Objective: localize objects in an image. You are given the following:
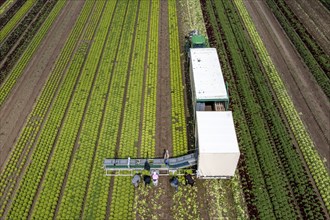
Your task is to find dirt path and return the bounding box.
[153,0,173,218]
[244,0,330,170]
[156,0,172,157]
[285,0,330,55]
[0,0,84,169]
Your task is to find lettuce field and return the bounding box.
[0,0,329,219]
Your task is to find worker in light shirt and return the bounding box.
[152,171,159,186]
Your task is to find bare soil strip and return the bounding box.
[285,0,330,54]
[152,0,174,218]
[244,0,330,170]
[0,0,84,169]
[156,0,172,157]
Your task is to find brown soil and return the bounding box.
[286,0,330,55]
[153,0,174,219]
[0,0,84,169]
[243,0,330,170]
[156,0,172,157]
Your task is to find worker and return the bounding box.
[184,173,194,187]
[163,149,169,167]
[152,171,159,186]
[144,160,150,171]
[132,173,141,188]
[170,176,179,191]
[143,175,151,186]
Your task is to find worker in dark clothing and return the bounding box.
[170,176,179,191]
[143,175,151,186]
[144,160,150,171]
[184,173,194,187]
[132,174,141,188]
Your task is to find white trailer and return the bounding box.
[195,111,240,178]
[190,48,229,111]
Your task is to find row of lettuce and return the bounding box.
[3,0,327,219]
[0,0,35,42]
[201,0,328,218]
[234,0,330,212]
[264,0,330,99]
[0,0,16,14]
[0,0,64,106]
[2,0,159,219]
[0,0,70,217]
[0,1,97,218]
[0,0,58,85]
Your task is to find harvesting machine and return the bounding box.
[103,31,240,179]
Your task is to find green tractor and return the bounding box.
[185,30,208,52]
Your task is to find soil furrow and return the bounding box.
[156,0,172,157]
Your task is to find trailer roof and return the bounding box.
[190,48,228,101]
[196,111,239,153]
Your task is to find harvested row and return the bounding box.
[0,0,36,43]
[0,2,95,217]
[0,0,66,106]
[234,0,330,212]
[178,1,248,219]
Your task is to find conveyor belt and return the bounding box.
[103,153,197,175]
